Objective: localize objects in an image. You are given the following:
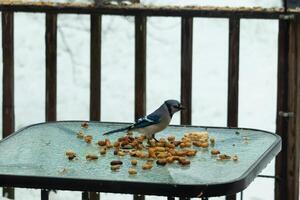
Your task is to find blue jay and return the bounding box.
[103,100,184,141]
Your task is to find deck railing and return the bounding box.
[0,1,300,200]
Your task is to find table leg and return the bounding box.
[41,189,49,200]
[226,194,236,200]
[133,194,145,200]
[167,197,175,200]
[89,192,100,200]
[82,192,89,200]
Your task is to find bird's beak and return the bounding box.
[179,104,185,110]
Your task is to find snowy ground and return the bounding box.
[0,0,287,199]
[142,0,282,8]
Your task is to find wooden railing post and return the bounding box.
[226,16,240,200]
[275,18,289,200]
[90,14,101,122]
[180,16,193,126]
[227,17,240,128]
[275,16,300,200]
[41,190,49,200]
[134,14,146,121]
[2,11,15,200]
[179,16,193,200]
[134,1,146,200]
[45,13,57,122]
[86,13,102,200]
[44,13,57,200]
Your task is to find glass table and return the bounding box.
[0,121,281,197]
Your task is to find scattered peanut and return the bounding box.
[167,136,175,142]
[66,150,76,160]
[211,149,220,155]
[100,148,106,155]
[199,142,209,148]
[86,154,98,161]
[131,159,138,165]
[105,139,113,148]
[142,163,153,170]
[156,159,167,166]
[98,140,106,146]
[232,155,239,161]
[111,165,121,171]
[81,122,89,129]
[110,160,123,165]
[157,152,168,159]
[186,149,197,157]
[77,131,84,138]
[146,159,154,164]
[173,141,182,147]
[175,150,186,157]
[180,142,191,148]
[71,124,240,175]
[117,151,126,156]
[84,135,93,143]
[166,156,175,163]
[128,168,137,175]
[218,154,231,160]
[154,147,165,152]
[178,157,190,165]
[113,142,120,148]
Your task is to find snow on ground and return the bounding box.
[0,0,282,199]
[141,0,282,8]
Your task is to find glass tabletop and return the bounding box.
[0,121,281,197]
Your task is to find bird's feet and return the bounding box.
[153,136,159,143]
[146,136,159,146]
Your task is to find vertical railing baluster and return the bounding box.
[2,11,15,200]
[179,197,190,200]
[44,13,57,200]
[133,10,147,200]
[41,190,49,200]
[90,14,101,122]
[180,16,193,200]
[134,14,146,121]
[45,13,57,122]
[82,192,89,200]
[226,17,240,200]
[275,18,289,200]
[275,16,300,200]
[133,194,145,200]
[86,14,102,200]
[88,192,100,200]
[292,16,300,200]
[180,16,193,126]
[227,17,240,128]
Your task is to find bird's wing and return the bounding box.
[132,113,161,129]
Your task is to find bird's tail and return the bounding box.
[103,125,132,135]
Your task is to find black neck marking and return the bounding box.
[166,103,173,118]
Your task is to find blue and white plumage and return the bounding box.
[103,100,184,140]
